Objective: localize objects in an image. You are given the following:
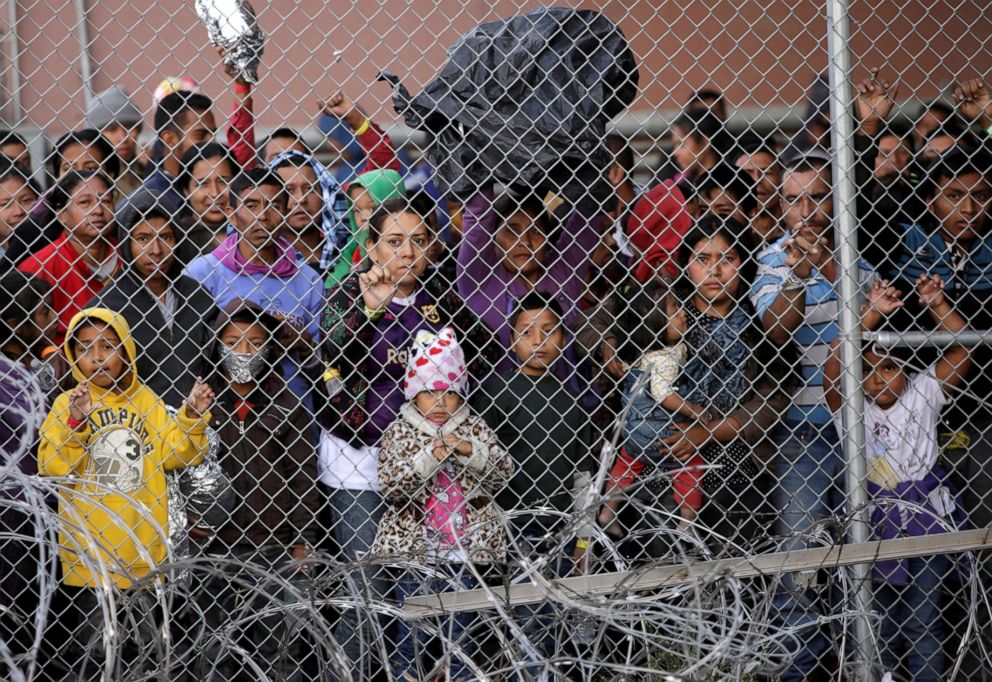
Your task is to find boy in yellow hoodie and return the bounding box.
[37,307,213,675]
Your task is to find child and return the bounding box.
[477,293,593,670]
[0,271,58,370]
[193,301,320,679]
[598,278,709,536]
[37,307,213,673]
[373,327,512,682]
[479,292,593,538]
[824,275,970,682]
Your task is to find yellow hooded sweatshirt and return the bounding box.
[38,307,210,588]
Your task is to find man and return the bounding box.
[874,123,914,185]
[750,153,878,681]
[261,128,308,162]
[86,86,144,194]
[184,168,324,399]
[735,137,783,245]
[117,90,216,221]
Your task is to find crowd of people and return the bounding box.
[1,53,992,681]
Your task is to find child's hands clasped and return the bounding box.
[916,274,947,309]
[184,378,215,419]
[443,434,473,457]
[431,435,473,461]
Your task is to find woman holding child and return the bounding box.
[581,215,789,549]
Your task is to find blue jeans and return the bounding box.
[771,419,845,682]
[875,555,948,682]
[509,527,576,678]
[327,487,386,680]
[393,566,479,681]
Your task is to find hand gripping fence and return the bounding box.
[1,1,992,681]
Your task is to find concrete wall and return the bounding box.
[2,0,989,135]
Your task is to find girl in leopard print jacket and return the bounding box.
[372,327,512,681]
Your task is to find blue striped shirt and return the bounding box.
[749,236,877,424]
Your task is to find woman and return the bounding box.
[178,142,237,253]
[316,198,499,676]
[668,108,732,186]
[6,130,121,265]
[91,188,218,407]
[583,215,789,548]
[18,170,117,344]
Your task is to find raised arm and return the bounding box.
[220,48,257,170]
[916,274,972,390]
[823,279,904,413]
[320,93,401,174]
[456,186,500,299]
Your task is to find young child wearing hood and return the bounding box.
[373,327,512,681]
[37,307,213,674]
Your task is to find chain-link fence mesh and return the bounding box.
[1,0,992,680]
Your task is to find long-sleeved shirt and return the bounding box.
[456,187,602,351]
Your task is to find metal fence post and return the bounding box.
[825,0,875,678]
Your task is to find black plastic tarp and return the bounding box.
[380,7,639,204]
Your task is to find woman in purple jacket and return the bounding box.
[316,198,499,676]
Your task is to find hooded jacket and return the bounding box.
[206,302,320,549]
[92,189,219,406]
[325,168,406,287]
[38,308,210,588]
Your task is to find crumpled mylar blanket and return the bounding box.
[194,0,265,84]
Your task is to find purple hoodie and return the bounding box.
[456,187,601,351]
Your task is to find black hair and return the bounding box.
[0,155,37,194]
[734,132,779,159]
[615,278,677,365]
[270,153,314,172]
[672,107,732,156]
[493,193,550,234]
[509,292,564,331]
[606,133,635,176]
[677,214,757,294]
[262,127,308,158]
[408,191,438,225]
[918,147,992,200]
[50,128,119,179]
[925,117,969,143]
[177,142,236,191]
[49,169,114,212]
[919,99,954,121]
[116,189,175,233]
[212,304,282,385]
[690,88,724,105]
[878,122,914,150]
[694,164,758,216]
[154,91,213,137]
[68,318,121,358]
[366,198,428,242]
[0,129,27,149]
[0,271,51,349]
[228,167,286,209]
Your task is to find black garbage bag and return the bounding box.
[380,7,639,205]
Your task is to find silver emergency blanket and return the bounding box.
[166,407,235,559]
[194,0,265,84]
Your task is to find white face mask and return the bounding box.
[218,344,268,383]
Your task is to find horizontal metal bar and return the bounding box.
[864,330,992,348]
[403,527,992,617]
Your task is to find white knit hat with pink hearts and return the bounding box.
[404,327,469,400]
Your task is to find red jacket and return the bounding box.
[627,180,693,283]
[18,233,117,344]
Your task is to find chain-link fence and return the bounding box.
[1,0,992,680]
